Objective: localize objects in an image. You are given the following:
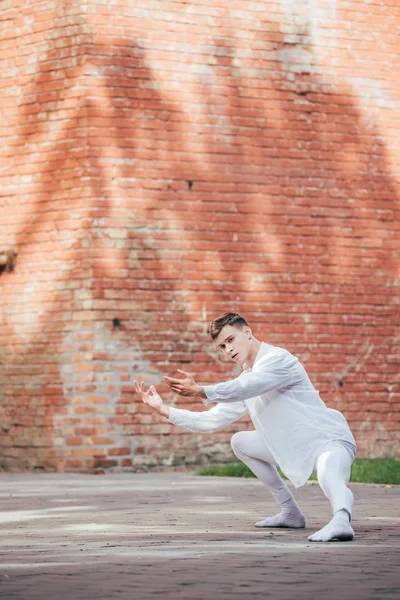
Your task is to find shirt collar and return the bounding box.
[243,341,270,372]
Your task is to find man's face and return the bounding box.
[215,324,252,365]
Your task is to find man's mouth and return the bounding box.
[232,353,238,360]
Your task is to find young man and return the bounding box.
[134,312,356,542]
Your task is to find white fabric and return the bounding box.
[315,441,354,516]
[230,430,293,504]
[202,342,356,487]
[169,342,356,488]
[168,401,247,434]
[230,430,354,516]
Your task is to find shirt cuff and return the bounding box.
[203,385,218,405]
[167,407,179,424]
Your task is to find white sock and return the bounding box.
[308,509,354,542]
[255,497,306,528]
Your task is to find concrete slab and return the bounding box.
[0,472,398,599]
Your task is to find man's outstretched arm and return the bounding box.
[134,380,247,433]
[163,351,298,405]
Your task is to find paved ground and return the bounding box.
[0,472,398,600]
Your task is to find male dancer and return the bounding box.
[134,312,356,542]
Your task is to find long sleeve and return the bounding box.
[167,400,247,433]
[203,350,298,405]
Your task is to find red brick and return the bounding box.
[108,447,131,456]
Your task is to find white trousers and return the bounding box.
[231,430,354,516]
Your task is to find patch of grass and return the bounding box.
[196,458,400,485]
[349,458,400,484]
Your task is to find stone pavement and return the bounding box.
[0,472,398,600]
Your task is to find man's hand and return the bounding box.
[134,381,170,418]
[163,369,207,399]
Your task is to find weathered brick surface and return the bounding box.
[0,0,399,471]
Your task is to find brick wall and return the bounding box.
[0,0,399,471]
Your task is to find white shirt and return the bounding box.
[168,342,356,487]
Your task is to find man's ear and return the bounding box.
[244,326,252,338]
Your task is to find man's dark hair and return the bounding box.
[208,312,249,340]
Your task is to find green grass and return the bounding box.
[196,458,400,485]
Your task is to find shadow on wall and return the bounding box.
[4,14,399,469]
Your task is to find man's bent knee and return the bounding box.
[230,431,247,457]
